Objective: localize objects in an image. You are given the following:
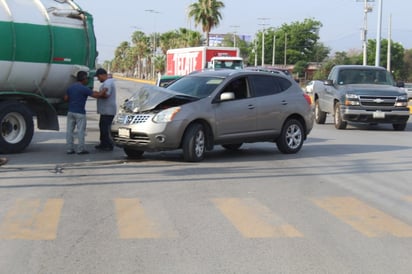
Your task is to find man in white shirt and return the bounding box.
[94,68,117,151]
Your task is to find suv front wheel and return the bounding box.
[276,119,304,154]
[182,123,206,162]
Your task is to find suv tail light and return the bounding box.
[303,93,312,105]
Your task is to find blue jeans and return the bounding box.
[99,115,114,148]
[66,112,87,152]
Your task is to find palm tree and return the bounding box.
[188,0,225,46]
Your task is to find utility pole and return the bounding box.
[230,25,240,48]
[284,32,287,66]
[258,18,270,66]
[272,33,276,66]
[375,0,383,67]
[387,14,391,71]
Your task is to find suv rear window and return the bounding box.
[250,75,292,97]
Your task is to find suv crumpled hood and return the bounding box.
[341,84,406,96]
[121,85,197,113]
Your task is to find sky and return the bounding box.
[76,0,412,62]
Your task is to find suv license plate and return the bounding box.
[373,111,385,119]
[118,128,131,138]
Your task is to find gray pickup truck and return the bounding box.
[313,65,410,130]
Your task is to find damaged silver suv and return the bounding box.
[111,70,314,162]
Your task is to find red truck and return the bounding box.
[166,46,243,76]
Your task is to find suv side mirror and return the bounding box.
[220,92,235,101]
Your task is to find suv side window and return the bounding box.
[222,77,249,100]
[250,75,291,97]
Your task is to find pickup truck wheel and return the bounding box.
[222,143,242,150]
[0,101,34,153]
[315,99,327,124]
[182,123,205,162]
[392,123,407,131]
[276,119,304,154]
[334,103,347,129]
[124,147,144,158]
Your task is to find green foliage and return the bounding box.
[251,18,329,66]
[188,0,225,46]
[366,39,405,79]
[104,12,412,81]
[293,60,308,77]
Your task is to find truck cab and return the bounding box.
[209,56,244,70]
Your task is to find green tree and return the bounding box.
[112,41,130,73]
[159,28,202,53]
[251,18,328,66]
[402,49,412,81]
[293,60,308,78]
[221,34,251,65]
[130,31,151,78]
[367,39,405,79]
[188,0,225,46]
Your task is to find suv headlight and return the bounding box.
[345,93,360,106]
[153,107,181,123]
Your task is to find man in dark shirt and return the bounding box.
[64,71,102,154]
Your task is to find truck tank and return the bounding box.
[0,0,97,153]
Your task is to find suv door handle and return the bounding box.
[248,104,255,109]
[281,100,288,105]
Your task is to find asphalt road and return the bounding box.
[1,79,412,274]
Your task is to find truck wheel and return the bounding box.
[276,119,304,154]
[315,99,327,124]
[182,123,205,162]
[392,123,407,131]
[334,103,347,129]
[124,147,144,158]
[222,143,242,150]
[0,101,34,153]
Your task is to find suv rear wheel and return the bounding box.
[276,119,304,154]
[182,123,205,162]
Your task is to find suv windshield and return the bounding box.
[167,76,224,98]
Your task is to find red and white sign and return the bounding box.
[166,46,239,76]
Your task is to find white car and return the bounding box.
[403,82,412,100]
[304,80,324,94]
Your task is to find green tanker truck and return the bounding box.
[0,0,97,153]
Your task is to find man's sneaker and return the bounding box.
[66,150,75,154]
[77,150,89,155]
